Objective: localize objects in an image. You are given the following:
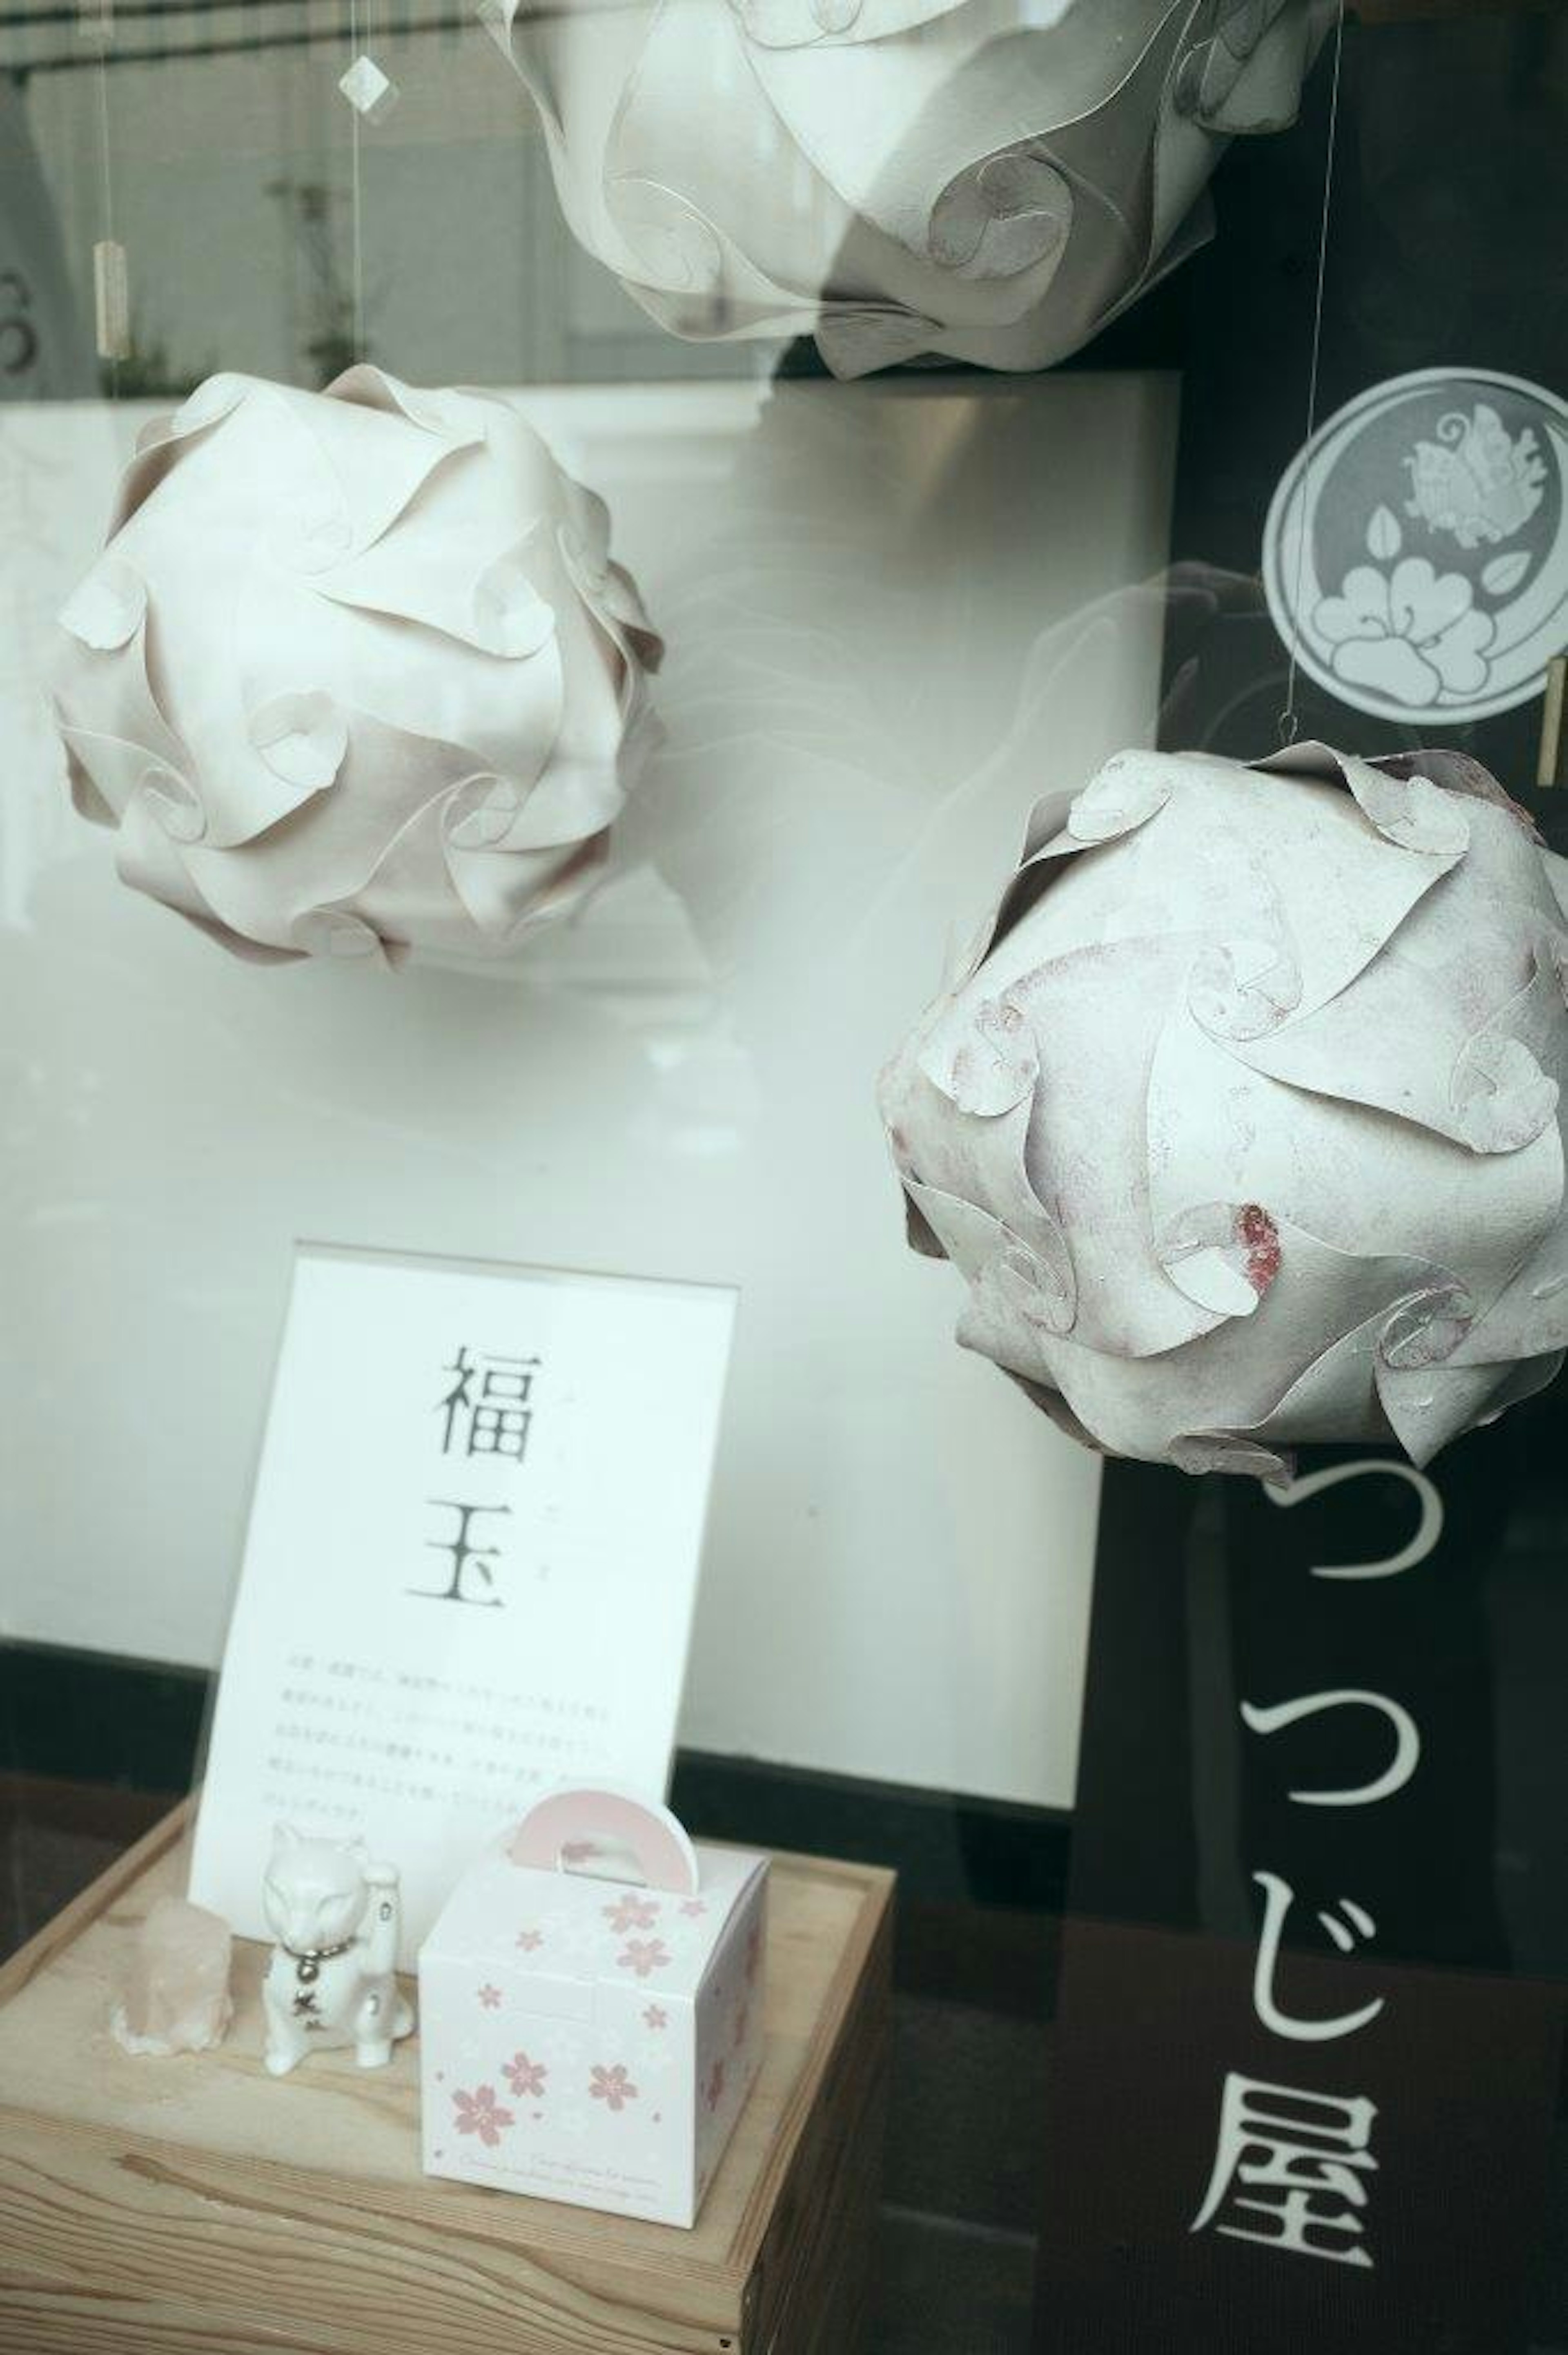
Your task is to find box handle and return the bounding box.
[504,1783,701,1895]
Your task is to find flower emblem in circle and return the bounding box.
[1264,368,1568,725]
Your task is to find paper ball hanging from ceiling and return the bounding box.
[486,0,1330,379]
[46,367,661,965]
[878,742,1568,1479]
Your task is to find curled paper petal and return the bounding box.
[814,306,944,377]
[1067,751,1174,844]
[558,483,666,677]
[880,741,1568,1476]
[138,763,206,845]
[57,723,203,841]
[473,549,557,659]
[928,149,1074,281]
[170,371,250,436]
[290,907,386,962]
[1157,1202,1282,1319]
[1385,747,1541,841]
[304,528,561,665]
[1188,928,1303,1041]
[59,555,147,652]
[1176,0,1319,134]
[1346,762,1471,859]
[247,691,348,799]
[1379,1282,1474,1371]
[1374,1347,1548,1470]
[445,773,529,852]
[491,0,1329,378]
[1452,1033,1558,1156]
[326,365,488,450]
[917,988,1039,1116]
[44,370,658,965]
[1169,1432,1293,1484]
[904,1178,1076,1351]
[609,176,728,296]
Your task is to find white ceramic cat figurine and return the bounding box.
[261,1827,414,2076]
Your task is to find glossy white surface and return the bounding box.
[1,372,1177,1807]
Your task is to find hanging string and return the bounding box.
[349,0,366,365]
[1278,0,1347,748]
[87,0,127,397]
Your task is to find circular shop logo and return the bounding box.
[1264,368,1568,726]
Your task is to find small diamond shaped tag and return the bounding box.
[338,54,399,123]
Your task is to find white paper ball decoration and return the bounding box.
[487,0,1330,379]
[47,368,662,965]
[878,742,1568,1479]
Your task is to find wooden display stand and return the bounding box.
[0,1805,893,2355]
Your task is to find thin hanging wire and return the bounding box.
[92,1,121,400]
[349,0,366,366]
[1278,0,1347,748]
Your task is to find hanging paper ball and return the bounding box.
[878,742,1568,1478]
[47,367,661,965]
[487,0,1328,378]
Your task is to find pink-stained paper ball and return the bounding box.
[46,367,662,965]
[879,741,1568,1478]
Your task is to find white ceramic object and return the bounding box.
[261,1828,414,2074]
[880,740,1568,1477]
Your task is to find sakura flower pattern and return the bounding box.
[1315,555,1494,709]
[644,2005,668,2032]
[477,1983,502,2010]
[618,1938,672,1982]
[589,2063,639,2114]
[679,1899,709,1919]
[452,2085,513,2148]
[502,2051,548,2099]
[514,1929,544,1953]
[603,1893,660,1936]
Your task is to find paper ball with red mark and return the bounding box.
[47,368,661,965]
[487,0,1327,378]
[878,742,1568,1477]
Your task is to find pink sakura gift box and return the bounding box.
[418,1785,767,2228]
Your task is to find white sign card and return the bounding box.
[189,1244,737,1962]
